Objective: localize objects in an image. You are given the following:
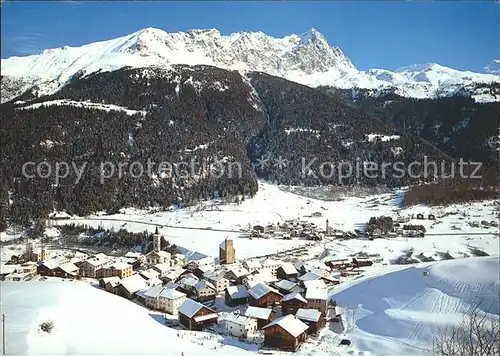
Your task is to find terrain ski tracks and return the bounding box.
[406,321,426,344]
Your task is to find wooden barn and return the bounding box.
[352,258,373,268]
[295,308,326,334]
[178,298,218,331]
[225,285,249,306]
[262,315,308,352]
[281,292,308,316]
[248,282,283,307]
[245,306,276,329]
[276,263,299,281]
[416,213,424,220]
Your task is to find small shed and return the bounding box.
[281,292,307,316]
[295,308,326,334]
[178,298,218,331]
[428,214,436,220]
[416,213,424,220]
[262,315,308,352]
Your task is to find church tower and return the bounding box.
[153,226,161,252]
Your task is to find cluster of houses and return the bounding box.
[2,227,364,352]
[249,218,328,241]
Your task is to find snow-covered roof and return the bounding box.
[193,313,218,323]
[194,279,216,292]
[180,275,199,287]
[158,287,186,300]
[244,260,262,269]
[124,251,143,259]
[274,279,297,291]
[248,282,281,299]
[144,286,164,298]
[246,270,278,286]
[59,263,79,274]
[302,279,327,290]
[279,263,298,275]
[204,271,226,282]
[226,266,249,278]
[102,276,121,286]
[226,285,248,299]
[119,274,148,294]
[261,258,279,267]
[244,306,273,320]
[223,313,254,326]
[305,288,328,300]
[262,315,308,337]
[152,263,171,273]
[295,308,322,322]
[42,260,60,270]
[0,264,18,275]
[110,262,131,270]
[298,271,321,281]
[178,298,214,318]
[139,269,160,280]
[282,291,307,304]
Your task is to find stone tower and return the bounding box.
[153,226,161,252]
[219,237,235,264]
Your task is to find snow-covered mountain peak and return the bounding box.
[1,27,499,103]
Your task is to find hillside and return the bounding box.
[1,280,251,356]
[1,66,451,225]
[329,256,500,355]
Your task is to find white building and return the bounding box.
[143,286,164,309]
[204,272,230,293]
[158,288,187,315]
[221,313,258,338]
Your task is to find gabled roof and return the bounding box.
[180,275,199,287]
[295,308,322,322]
[248,282,282,299]
[274,279,298,291]
[305,287,328,301]
[298,271,321,282]
[262,315,308,337]
[226,285,248,299]
[223,313,254,327]
[226,266,249,278]
[244,306,273,320]
[119,274,148,294]
[143,286,164,298]
[244,259,262,269]
[279,263,298,275]
[194,279,216,292]
[158,287,186,300]
[302,279,327,290]
[178,298,214,318]
[282,291,307,304]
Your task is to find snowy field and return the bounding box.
[31,181,498,260]
[330,256,500,355]
[0,280,251,356]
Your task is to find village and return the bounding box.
[1,198,498,354]
[0,222,380,353]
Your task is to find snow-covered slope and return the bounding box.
[330,256,500,355]
[1,280,250,356]
[2,27,498,102]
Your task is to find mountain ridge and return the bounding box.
[2,27,498,103]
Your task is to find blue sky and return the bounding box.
[1,1,499,72]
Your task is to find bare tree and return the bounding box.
[430,300,500,356]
